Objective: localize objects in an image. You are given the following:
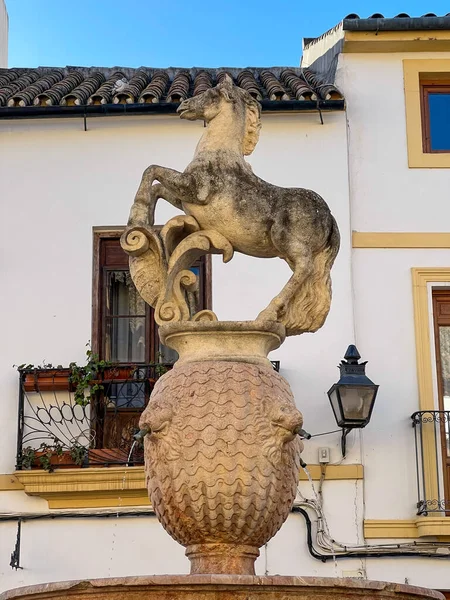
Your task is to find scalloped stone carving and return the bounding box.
[139,360,303,575]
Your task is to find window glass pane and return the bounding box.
[105,317,146,362]
[428,94,450,151]
[339,385,374,420]
[158,341,179,365]
[438,326,450,456]
[106,271,145,316]
[105,382,146,409]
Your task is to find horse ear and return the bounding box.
[217,74,235,101]
[220,74,234,87]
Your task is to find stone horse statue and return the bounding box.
[127,75,339,336]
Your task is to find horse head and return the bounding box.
[177,74,262,155]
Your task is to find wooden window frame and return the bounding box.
[432,289,450,510]
[403,59,450,168]
[420,79,450,154]
[92,227,212,360]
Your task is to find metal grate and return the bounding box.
[411,410,450,515]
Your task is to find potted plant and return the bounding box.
[20,440,87,472]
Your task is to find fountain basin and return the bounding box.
[159,320,285,368]
[0,575,444,600]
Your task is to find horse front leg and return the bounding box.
[128,165,195,226]
[151,183,184,218]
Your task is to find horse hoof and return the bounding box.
[256,308,279,322]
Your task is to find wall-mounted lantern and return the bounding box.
[327,345,379,456]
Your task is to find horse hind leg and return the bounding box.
[282,248,334,336]
[256,251,313,324]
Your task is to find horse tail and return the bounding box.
[327,214,340,266]
[283,214,340,337]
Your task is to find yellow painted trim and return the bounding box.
[404,59,450,168]
[299,464,363,480]
[364,520,418,538]
[412,268,450,504]
[0,474,24,490]
[353,232,450,249]
[343,31,450,53]
[364,518,450,540]
[13,464,363,508]
[14,467,150,509]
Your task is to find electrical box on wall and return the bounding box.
[318,447,330,463]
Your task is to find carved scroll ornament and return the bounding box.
[121,216,233,326]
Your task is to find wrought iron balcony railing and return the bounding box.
[16,361,281,471]
[411,410,450,515]
[16,363,174,470]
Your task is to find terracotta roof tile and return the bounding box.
[236,70,262,101]
[166,71,191,103]
[34,72,84,106]
[113,70,149,104]
[139,71,169,103]
[302,69,342,100]
[8,70,64,107]
[0,68,22,87]
[304,12,450,51]
[61,72,105,106]
[0,70,40,106]
[0,66,344,114]
[343,11,450,19]
[193,70,213,96]
[260,70,290,101]
[281,69,315,101]
[89,71,126,105]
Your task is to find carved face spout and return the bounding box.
[268,399,304,442]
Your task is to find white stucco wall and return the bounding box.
[0,0,7,68]
[335,49,450,589]
[336,51,450,232]
[0,111,366,590]
[353,248,450,522]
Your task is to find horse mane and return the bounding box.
[236,88,261,156]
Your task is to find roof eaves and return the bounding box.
[343,15,450,31]
[0,65,345,117]
[0,99,345,121]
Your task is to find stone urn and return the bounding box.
[139,321,304,575]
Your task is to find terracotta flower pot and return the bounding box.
[29,451,82,470]
[23,369,72,392]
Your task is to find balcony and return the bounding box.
[412,410,450,515]
[16,363,174,471]
[16,361,281,472]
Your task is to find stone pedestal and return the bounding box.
[0,575,444,600]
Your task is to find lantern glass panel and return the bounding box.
[339,385,375,422]
[328,387,343,425]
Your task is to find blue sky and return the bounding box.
[6,0,450,69]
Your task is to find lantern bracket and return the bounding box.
[341,428,351,457]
